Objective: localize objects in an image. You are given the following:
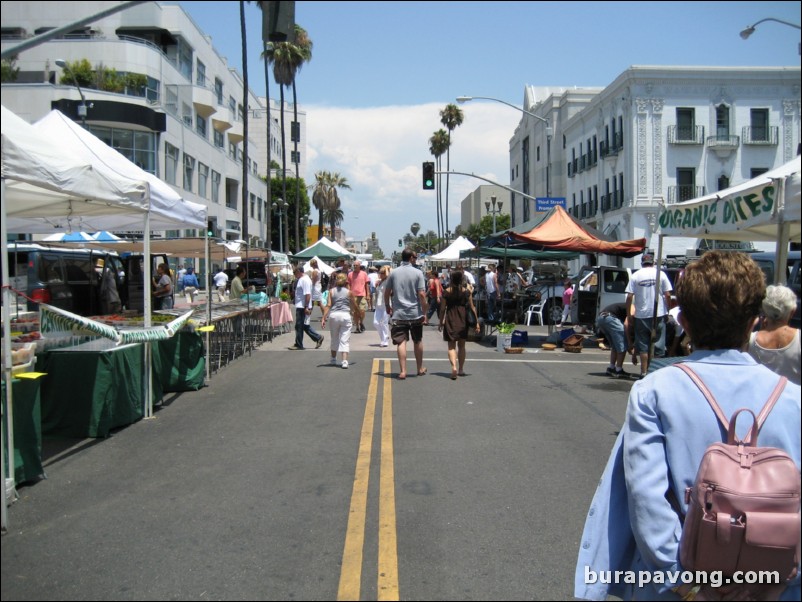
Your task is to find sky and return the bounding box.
[173,1,800,256]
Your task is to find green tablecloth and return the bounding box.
[2,377,45,483]
[40,343,152,438]
[152,331,206,392]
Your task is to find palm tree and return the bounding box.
[429,129,449,241]
[439,104,464,237]
[310,171,350,244]
[263,25,312,253]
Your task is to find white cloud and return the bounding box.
[305,102,521,250]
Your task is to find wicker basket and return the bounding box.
[562,334,584,353]
[504,347,524,354]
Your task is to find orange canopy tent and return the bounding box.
[508,205,646,257]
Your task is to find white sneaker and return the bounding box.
[329,357,337,365]
[341,360,349,369]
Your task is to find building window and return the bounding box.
[250,193,256,219]
[750,109,769,142]
[676,108,695,141]
[229,95,236,115]
[196,114,207,139]
[183,154,196,192]
[196,60,206,87]
[750,167,769,178]
[215,78,224,105]
[211,170,221,203]
[89,126,156,174]
[165,142,179,185]
[213,129,224,149]
[715,104,730,140]
[717,174,730,191]
[676,167,696,202]
[198,162,209,198]
[177,38,193,81]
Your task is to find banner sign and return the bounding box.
[659,184,777,236]
[536,197,566,211]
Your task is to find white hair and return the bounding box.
[762,284,798,321]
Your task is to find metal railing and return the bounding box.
[668,125,705,144]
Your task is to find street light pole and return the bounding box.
[272,199,288,253]
[485,195,503,235]
[458,95,553,206]
[55,59,88,128]
[739,17,801,55]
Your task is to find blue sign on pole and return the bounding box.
[535,197,566,211]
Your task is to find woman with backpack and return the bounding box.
[575,251,801,602]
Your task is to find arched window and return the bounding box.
[716,104,730,141]
[718,174,730,191]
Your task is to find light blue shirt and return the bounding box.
[575,349,801,600]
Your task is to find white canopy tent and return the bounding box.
[428,236,476,262]
[2,107,207,523]
[658,156,801,282]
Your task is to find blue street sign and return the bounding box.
[535,197,566,211]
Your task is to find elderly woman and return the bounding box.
[321,272,357,369]
[575,252,801,601]
[748,284,800,385]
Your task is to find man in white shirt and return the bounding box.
[213,268,229,302]
[290,266,324,350]
[625,253,673,377]
[484,263,500,325]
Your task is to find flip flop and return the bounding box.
[397,373,407,380]
[417,367,428,376]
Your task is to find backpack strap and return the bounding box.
[674,363,787,444]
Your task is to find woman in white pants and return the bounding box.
[373,266,391,347]
[321,272,357,368]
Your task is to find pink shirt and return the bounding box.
[562,286,574,305]
[348,269,369,297]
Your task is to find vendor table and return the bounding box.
[151,331,206,392]
[2,377,45,484]
[40,341,152,438]
[270,301,294,334]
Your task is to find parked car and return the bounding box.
[749,250,801,328]
[569,265,632,328]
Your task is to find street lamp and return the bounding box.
[739,17,801,55]
[458,95,554,201]
[272,198,288,252]
[55,59,88,128]
[485,195,503,235]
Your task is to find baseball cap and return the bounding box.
[641,253,655,265]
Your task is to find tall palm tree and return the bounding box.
[439,103,464,238]
[429,129,449,241]
[264,25,312,252]
[310,171,350,243]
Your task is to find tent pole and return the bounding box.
[648,234,666,367]
[205,230,211,381]
[1,179,16,529]
[775,177,790,285]
[144,210,153,419]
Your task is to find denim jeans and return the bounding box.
[486,293,498,324]
[295,307,322,348]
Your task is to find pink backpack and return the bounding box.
[675,364,800,580]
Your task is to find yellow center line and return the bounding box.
[337,358,380,601]
[378,359,399,600]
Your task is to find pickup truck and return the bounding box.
[569,265,632,328]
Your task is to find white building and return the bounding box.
[1,1,308,255]
[506,66,801,267]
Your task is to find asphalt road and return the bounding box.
[1,316,636,601]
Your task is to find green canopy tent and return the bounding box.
[290,237,355,262]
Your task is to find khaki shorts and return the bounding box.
[391,317,424,344]
[354,296,367,312]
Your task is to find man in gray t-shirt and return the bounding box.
[384,248,428,379]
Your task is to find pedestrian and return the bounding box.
[384,247,429,380]
[438,270,480,379]
[213,267,229,302]
[321,271,356,368]
[152,262,173,309]
[289,266,324,351]
[747,284,800,385]
[558,278,574,326]
[182,266,200,304]
[575,251,801,601]
[484,263,500,325]
[176,263,187,294]
[426,268,443,324]
[230,266,246,300]
[373,265,391,347]
[347,260,370,333]
[625,253,673,377]
[308,267,323,318]
[96,258,121,315]
[594,302,631,378]
[367,266,379,311]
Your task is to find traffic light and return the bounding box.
[398,239,403,247]
[207,220,217,238]
[422,161,435,190]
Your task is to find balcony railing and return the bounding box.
[742,126,778,145]
[706,134,740,148]
[667,185,705,204]
[668,125,705,145]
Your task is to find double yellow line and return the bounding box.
[337,359,399,601]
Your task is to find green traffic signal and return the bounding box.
[422,161,435,190]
